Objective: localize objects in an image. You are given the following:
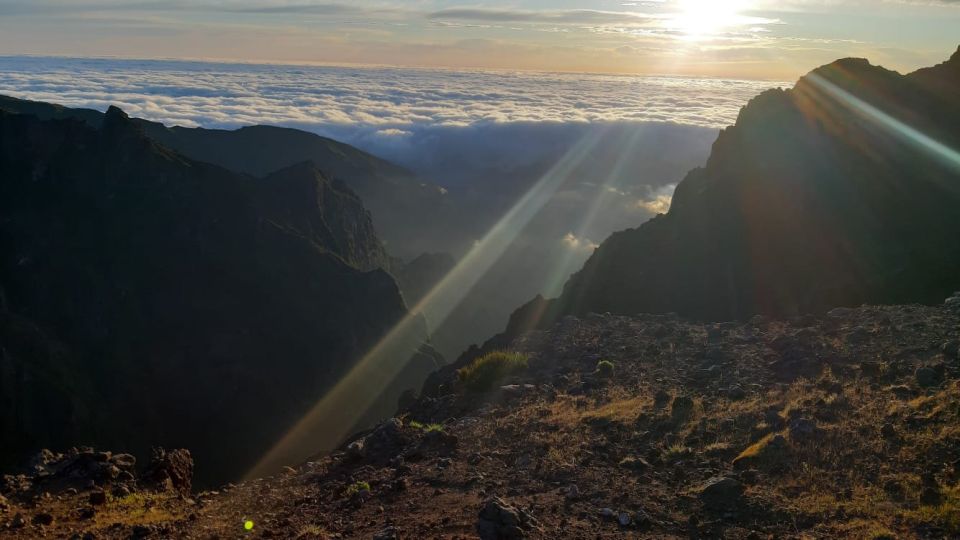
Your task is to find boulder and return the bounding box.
[477,497,538,539]
[699,477,744,511]
[364,419,408,461]
[144,448,193,494]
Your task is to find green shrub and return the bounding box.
[457,351,529,392]
[408,420,444,432]
[596,360,615,377]
[345,481,371,497]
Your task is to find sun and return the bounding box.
[672,0,751,40]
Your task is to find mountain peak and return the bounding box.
[101,105,144,143]
[804,56,886,85]
[104,105,129,121]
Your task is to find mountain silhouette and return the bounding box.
[0,106,441,485]
[0,95,455,258]
[501,47,960,338]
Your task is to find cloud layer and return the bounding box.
[0,56,779,148]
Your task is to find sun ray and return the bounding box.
[245,130,607,479]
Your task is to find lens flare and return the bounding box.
[806,73,960,175]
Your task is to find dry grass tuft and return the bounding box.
[457,351,529,392]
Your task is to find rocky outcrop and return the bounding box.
[143,448,193,495]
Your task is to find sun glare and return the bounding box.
[673,0,751,40]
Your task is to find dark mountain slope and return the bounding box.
[0,107,440,485]
[500,48,960,338]
[0,95,455,258]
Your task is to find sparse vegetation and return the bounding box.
[408,420,445,432]
[345,481,371,497]
[296,524,330,539]
[595,360,615,378]
[457,351,529,392]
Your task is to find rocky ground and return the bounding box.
[3,294,960,539]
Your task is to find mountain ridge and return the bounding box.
[0,94,456,258]
[491,48,960,346]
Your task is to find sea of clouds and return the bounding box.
[0,56,782,161]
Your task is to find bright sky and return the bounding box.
[0,0,958,79]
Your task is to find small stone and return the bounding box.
[653,390,671,409]
[916,367,943,388]
[110,453,136,469]
[617,511,632,526]
[32,512,54,526]
[89,490,108,506]
[373,526,400,540]
[727,386,747,401]
[618,456,650,472]
[347,439,366,459]
[564,485,579,500]
[942,340,960,360]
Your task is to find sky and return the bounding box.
[0,1,958,79]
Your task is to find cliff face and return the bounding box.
[502,49,960,337]
[0,107,439,485]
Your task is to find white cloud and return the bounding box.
[562,232,600,252]
[0,56,780,137]
[636,183,678,214]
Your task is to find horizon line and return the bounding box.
[0,52,796,84]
